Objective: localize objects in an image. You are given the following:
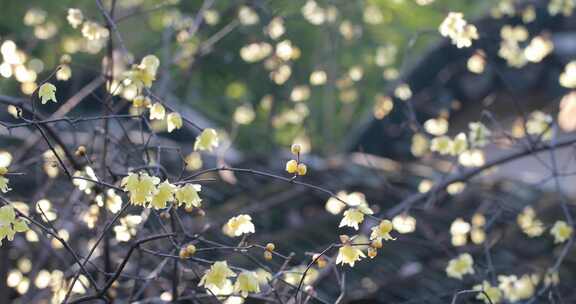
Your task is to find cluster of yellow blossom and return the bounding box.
[430,133,468,156]
[285,144,307,176]
[498,274,537,302]
[549,0,574,16]
[0,205,29,245]
[517,207,573,243]
[417,121,489,167]
[113,215,143,242]
[121,172,201,209]
[57,54,72,81]
[199,261,261,298]
[498,24,553,68]
[337,218,396,267]
[446,253,474,279]
[450,214,486,247]
[470,270,560,303]
[65,8,109,54]
[147,101,183,133]
[223,214,255,237]
[517,206,545,237]
[439,12,478,48]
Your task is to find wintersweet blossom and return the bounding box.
[174,184,202,209]
[0,205,29,245]
[473,280,503,304]
[223,214,255,237]
[339,205,373,230]
[149,103,166,120]
[336,244,365,267]
[0,175,10,193]
[550,220,573,243]
[498,274,536,302]
[199,261,236,290]
[439,12,478,48]
[446,253,474,279]
[150,181,175,209]
[370,220,396,242]
[121,172,160,206]
[38,83,57,104]
[234,271,260,297]
[67,8,84,28]
[167,112,183,132]
[194,128,219,152]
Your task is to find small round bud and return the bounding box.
[368,247,377,259]
[75,145,86,157]
[263,251,273,261]
[316,257,327,268]
[196,209,206,217]
[285,160,298,174]
[290,144,302,155]
[185,206,194,213]
[160,212,170,220]
[185,244,197,256]
[179,248,189,259]
[60,54,72,64]
[0,167,8,175]
[297,163,307,176]
[371,239,383,249]
[265,243,275,252]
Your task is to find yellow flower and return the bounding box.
[223,214,255,237]
[121,172,159,206]
[199,261,236,290]
[67,8,84,28]
[473,280,503,304]
[167,112,183,133]
[126,55,160,88]
[550,220,573,243]
[174,184,202,209]
[439,12,478,48]
[451,133,468,155]
[430,136,452,155]
[336,244,365,267]
[526,111,552,140]
[498,274,536,302]
[285,160,298,174]
[446,253,474,279]
[38,83,57,104]
[149,103,166,120]
[517,206,545,237]
[0,176,11,193]
[0,205,29,245]
[81,21,109,40]
[234,271,260,297]
[370,219,396,242]
[150,181,175,209]
[194,128,219,152]
[296,163,307,176]
[340,209,366,230]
